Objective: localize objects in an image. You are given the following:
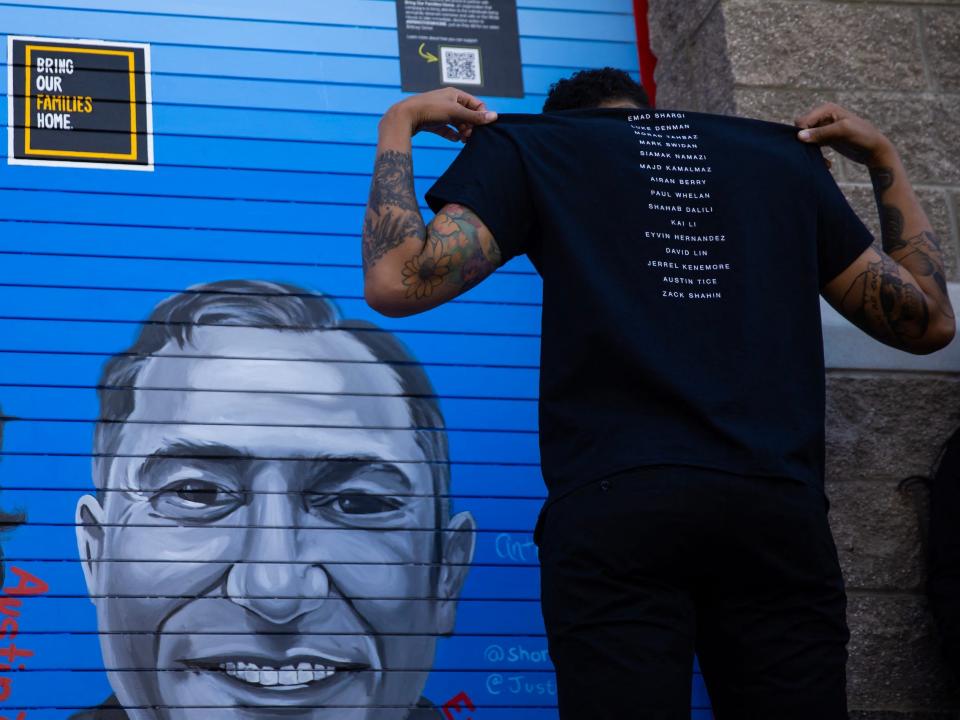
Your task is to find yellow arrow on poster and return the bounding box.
[418,43,439,63]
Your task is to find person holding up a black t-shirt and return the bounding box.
[360,68,955,719]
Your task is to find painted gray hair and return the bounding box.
[93,280,451,518]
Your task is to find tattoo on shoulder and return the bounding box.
[400,204,502,300]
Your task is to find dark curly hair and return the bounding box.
[543,67,650,112]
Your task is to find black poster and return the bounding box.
[396,0,524,98]
[7,36,153,170]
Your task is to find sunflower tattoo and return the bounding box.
[401,241,453,298]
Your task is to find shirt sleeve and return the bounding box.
[425,123,535,262]
[807,146,875,288]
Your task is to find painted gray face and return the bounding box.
[76,327,475,719]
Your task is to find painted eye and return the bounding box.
[337,493,403,515]
[173,481,223,507]
[309,492,403,516]
[150,479,243,522]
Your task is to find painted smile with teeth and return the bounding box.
[221,660,338,688]
[187,655,366,691]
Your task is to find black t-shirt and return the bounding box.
[426,107,874,502]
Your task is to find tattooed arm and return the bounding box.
[363,88,503,317]
[797,103,955,354]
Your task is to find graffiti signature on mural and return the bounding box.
[0,566,49,718]
[494,533,537,563]
[485,673,557,696]
[483,643,550,664]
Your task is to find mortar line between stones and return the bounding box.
[841,182,960,192]
[776,0,960,8]
[652,0,724,69]
[944,187,960,272]
[844,588,924,597]
[736,83,956,95]
[688,0,724,47]
[825,368,960,380]
[914,5,939,94]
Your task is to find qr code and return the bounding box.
[441,46,482,85]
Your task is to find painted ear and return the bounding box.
[75,494,106,603]
[436,510,477,635]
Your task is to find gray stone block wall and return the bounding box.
[648,0,960,715]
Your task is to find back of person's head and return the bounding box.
[543,67,650,112]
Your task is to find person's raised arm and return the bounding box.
[362,88,502,317]
[797,103,955,354]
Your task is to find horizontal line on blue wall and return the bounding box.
[0,249,539,277]
[368,0,632,12]
[0,710,625,716]
[0,381,539,403]
[5,92,540,116]
[0,450,540,466]
[0,626,552,637]
[0,704,576,712]
[1,121,466,153]
[0,315,542,339]
[0,217,412,241]
[0,281,544,309]
[0,184,448,216]
[8,84,547,107]
[3,559,542,570]
[0,215,376,237]
[6,416,538,435]
[0,665,554,673]
[0,17,635,47]
[7,523,538,536]
[0,487,547,500]
[0,0,632,26]
[0,155,442,178]
[3,35,638,73]
[0,59,604,85]
[0,348,541,371]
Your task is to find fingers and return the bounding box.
[450,102,497,126]
[794,102,847,130]
[425,125,462,143]
[448,87,497,125]
[797,118,852,145]
[456,122,474,142]
[453,89,485,111]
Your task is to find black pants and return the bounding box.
[536,466,849,720]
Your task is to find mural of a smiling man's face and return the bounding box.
[74,282,475,719]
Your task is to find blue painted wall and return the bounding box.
[0,1,712,716]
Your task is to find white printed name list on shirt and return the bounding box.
[627,112,728,302]
[7,36,153,170]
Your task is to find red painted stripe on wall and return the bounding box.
[633,0,658,107]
